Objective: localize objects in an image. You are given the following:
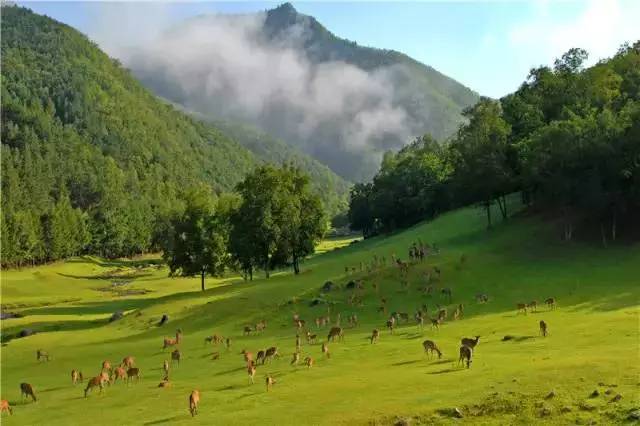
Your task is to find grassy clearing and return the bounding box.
[1,202,639,425]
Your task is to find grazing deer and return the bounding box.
[458,345,473,368]
[171,349,181,365]
[305,356,314,368]
[306,331,317,344]
[241,349,253,364]
[264,347,279,363]
[422,340,442,359]
[121,356,135,369]
[327,326,344,342]
[163,360,170,378]
[256,350,266,365]
[461,336,480,349]
[321,343,330,358]
[370,329,380,344]
[539,320,548,337]
[36,349,50,362]
[386,318,395,334]
[189,390,200,416]
[545,298,556,310]
[441,288,452,302]
[0,399,12,415]
[20,383,36,402]
[527,301,538,312]
[111,367,126,384]
[102,360,112,373]
[158,377,171,388]
[247,361,257,384]
[126,367,140,383]
[71,369,83,385]
[517,303,528,315]
[429,317,441,330]
[265,375,276,392]
[291,352,300,366]
[84,376,104,398]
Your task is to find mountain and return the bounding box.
[127,3,479,181]
[0,6,347,266]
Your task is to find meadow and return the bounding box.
[1,202,639,425]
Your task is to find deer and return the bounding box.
[295,334,301,352]
[71,369,83,385]
[225,337,231,350]
[415,311,424,330]
[20,383,36,402]
[517,303,528,315]
[370,329,380,344]
[305,356,314,368]
[527,300,538,312]
[315,317,322,328]
[256,350,266,365]
[461,336,480,349]
[0,400,12,415]
[121,356,135,369]
[265,375,276,392]
[171,349,181,365]
[126,367,140,384]
[475,294,489,304]
[395,312,410,323]
[84,376,104,398]
[436,306,447,322]
[163,331,181,350]
[102,360,112,373]
[255,320,267,332]
[306,331,317,344]
[348,314,359,327]
[422,340,442,359]
[545,297,556,310]
[243,326,253,336]
[458,345,473,368]
[158,377,171,388]
[291,352,300,366]
[386,318,395,334]
[264,346,279,363]
[539,320,548,337]
[189,390,200,416]
[327,326,344,342]
[322,342,330,358]
[241,349,253,364]
[111,367,126,384]
[36,349,50,362]
[429,317,441,330]
[247,361,257,384]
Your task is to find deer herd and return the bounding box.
[3,245,556,419]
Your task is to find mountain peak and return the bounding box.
[270,2,297,15]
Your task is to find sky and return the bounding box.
[16,0,640,98]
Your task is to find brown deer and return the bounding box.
[429,317,441,330]
[315,317,322,328]
[121,356,135,369]
[255,320,267,332]
[101,360,112,373]
[0,400,12,415]
[158,377,171,388]
[517,303,528,315]
[265,375,276,392]
[386,318,395,334]
[539,320,548,337]
[20,383,36,402]
[436,306,447,322]
[458,345,473,368]
[305,356,314,369]
[545,298,556,310]
[290,352,300,366]
[256,350,266,365]
[189,390,200,416]
[327,326,344,342]
[71,369,83,385]
[163,330,182,350]
[422,340,442,359]
[527,301,538,312]
[243,326,253,336]
[321,342,330,358]
[264,347,279,363]
[84,376,104,398]
[171,349,181,364]
[163,360,170,378]
[461,336,480,349]
[126,367,140,383]
[36,349,50,362]
[247,361,257,384]
[370,329,380,344]
[111,367,126,384]
[306,331,317,344]
[241,349,253,364]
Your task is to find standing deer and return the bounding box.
[111,367,126,384]
[171,349,181,365]
[461,336,480,349]
[264,347,279,363]
[126,367,140,383]
[539,320,548,337]
[290,352,300,366]
[121,356,135,369]
[386,318,395,334]
[247,361,257,384]
[265,375,276,392]
[305,356,314,368]
[84,376,104,398]
[370,329,380,344]
[163,360,170,378]
[327,327,344,342]
[527,301,538,312]
[36,349,50,362]
[517,303,528,315]
[71,369,83,385]
[189,390,200,416]
[458,345,473,368]
[545,298,556,310]
[322,342,330,358]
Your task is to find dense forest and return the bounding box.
[0,6,341,267]
[350,44,640,242]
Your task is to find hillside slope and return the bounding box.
[128,3,479,181]
[2,201,638,424]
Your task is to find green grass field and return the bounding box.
[1,202,639,425]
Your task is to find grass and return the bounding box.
[1,201,639,425]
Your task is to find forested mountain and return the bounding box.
[0,6,344,266]
[126,3,479,181]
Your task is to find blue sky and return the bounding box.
[18,1,640,98]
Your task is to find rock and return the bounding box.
[158,314,168,326]
[598,382,606,386]
[109,311,124,323]
[628,409,640,420]
[579,401,596,411]
[453,408,463,418]
[604,389,613,395]
[560,406,572,414]
[502,335,515,341]
[321,281,333,292]
[545,391,556,399]
[609,394,622,403]
[18,328,35,338]
[345,280,357,290]
[540,407,552,417]
[589,389,600,398]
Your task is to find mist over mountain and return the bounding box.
[126,3,479,181]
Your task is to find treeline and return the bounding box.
[163,165,326,290]
[0,6,337,267]
[350,44,640,242]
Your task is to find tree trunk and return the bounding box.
[611,209,617,241]
[249,266,253,281]
[293,255,300,275]
[501,195,508,219]
[201,270,205,291]
[265,260,270,279]
[600,222,608,248]
[485,201,492,229]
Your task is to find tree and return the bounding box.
[163,187,227,291]
[348,183,375,237]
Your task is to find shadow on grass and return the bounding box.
[143,415,183,425]
[428,367,463,375]
[391,359,422,367]
[66,256,163,269]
